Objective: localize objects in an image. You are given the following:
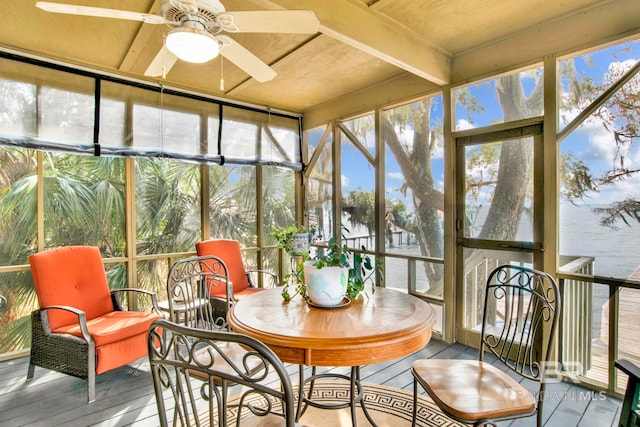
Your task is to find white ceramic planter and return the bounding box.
[303,262,348,307]
[291,232,312,255]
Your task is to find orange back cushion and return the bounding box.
[195,239,249,295]
[29,246,114,330]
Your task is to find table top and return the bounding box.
[227,287,436,366]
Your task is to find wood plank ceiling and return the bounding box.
[0,0,638,126]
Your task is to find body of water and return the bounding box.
[337,203,640,282]
[560,203,640,279]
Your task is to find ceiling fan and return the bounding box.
[35,0,319,83]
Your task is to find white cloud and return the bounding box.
[585,124,617,160]
[432,141,444,160]
[387,172,403,180]
[586,173,640,205]
[456,118,474,131]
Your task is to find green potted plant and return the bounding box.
[270,224,316,256]
[270,224,316,300]
[304,236,381,306]
[271,225,382,305]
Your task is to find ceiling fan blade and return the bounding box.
[229,10,318,34]
[35,2,166,24]
[220,40,277,83]
[144,46,179,78]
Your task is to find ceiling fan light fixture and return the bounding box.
[166,27,219,63]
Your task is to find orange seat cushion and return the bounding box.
[233,287,265,300]
[94,331,152,374]
[54,311,161,347]
[196,239,251,294]
[29,246,114,331]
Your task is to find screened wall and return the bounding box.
[302,36,640,393]
[0,54,300,355]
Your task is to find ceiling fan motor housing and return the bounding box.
[162,0,226,32]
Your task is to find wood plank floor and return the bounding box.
[0,340,623,426]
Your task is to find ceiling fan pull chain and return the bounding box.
[161,34,168,79]
[220,55,225,91]
[160,83,165,152]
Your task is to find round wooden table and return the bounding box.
[228,287,436,366]
[228,287,436,425]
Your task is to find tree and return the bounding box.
[383,98,444,285]
[584,59,640,227]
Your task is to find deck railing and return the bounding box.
[558,256,594,378]
[557,267,640,394]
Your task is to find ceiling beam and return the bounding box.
[451,0,640,85]
[118,0,161,72]
[265,0,450,86]
[303,72,440,130]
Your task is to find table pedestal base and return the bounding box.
[295,365,377,427]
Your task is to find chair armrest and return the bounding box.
[246,270,279,288]
[37,305,92,343]
[616,359,640,381]
[615,359,640,426]
[111,288,164,316]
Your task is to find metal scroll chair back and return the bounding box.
[480,264,560,378]
[166,256,230,330]
[411,264,560,427]
[148,319,297,427]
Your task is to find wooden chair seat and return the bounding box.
[412,359,536,422]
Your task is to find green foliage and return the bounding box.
[270,224,316,301]
[313,237,350,269]
[279,259,307,301]
[594,198,640,229]
[454,87,487,123]
[0,151,277,354]
[343,189,375,232]
[559,152,596,203]
[279,231,383,302]
[269,224,316,255]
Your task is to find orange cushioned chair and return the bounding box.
[27,246,162,403]
[195,240,277,315]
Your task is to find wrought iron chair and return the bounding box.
[195,239,278,306]
[411,264,561,427]
[165,255,230,330]
[148,319,297,426]
[27,245,163,403]
[0,295,7,318]
[615,359,640,426]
